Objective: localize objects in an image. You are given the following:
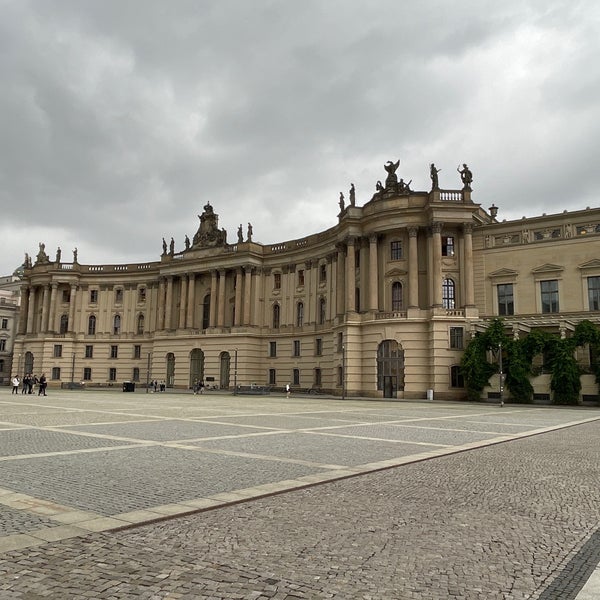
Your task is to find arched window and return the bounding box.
[137,314,145,334]
[272,303,280,329]
[377,339,405,395]
[318,298,326,325]
[113,314,121,334]
[59,314,69,334]
[296,302,304,327]
[442,278,456,309]
[392,282,403,311]
[87,315,96,335]
[450,365,464,388]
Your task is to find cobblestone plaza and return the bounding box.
[1,388,600,598]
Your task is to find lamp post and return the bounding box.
[146,352,151,394]
[70,352,75,387]
[233,348,238,394]
[498,342,504,407]
[341,343,346,400]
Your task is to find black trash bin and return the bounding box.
[122,381,135,392]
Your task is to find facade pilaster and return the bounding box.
[217,270,226,327]
[368,234,378,311]
[165,276,174,329]
[336,245,345,316]
[158,278,166,330]
[243,266,252,325]
[27,287,36,334]
[345,237,356,313]
[234,267,243,326]
[210,270,218,327]
[408,227,419,308]
[463,222,475,307]
[186,273,196,328]
[430,222,443,307]
[18,285,29,334]
[68,284,77,331]
[41,285,50,332]
[178,275,188,328]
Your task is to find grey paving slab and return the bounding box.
[197,413,370,429]
[0,445,324,515]
[0,428,137,457]
[65,418,269,440]
[0,412,163,427]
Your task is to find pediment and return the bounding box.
[531,263,564,274]
[488,268,519,279]
[578,259,600,271]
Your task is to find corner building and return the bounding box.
[13,163,600,400]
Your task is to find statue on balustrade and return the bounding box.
[349,183,355,206]
[192,202,228,248]
[169,237,175,255]
[384,160,400,191]
[35,242,50,265]
[430,163,441,190]
[184,235,190,250]
[55,247,61,263]
[237,224,244,243]
[457,163,473,189]
[247,222,253,242]
[162,238,167,255]
[339,192,345,211]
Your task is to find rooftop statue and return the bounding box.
[339,192,345,211]
[457,163,473,189]
[237,224,244,243]
[430,163,441,190]
[247,222,253,242]
[193,202,227,248]
[384,160,400,190]
[349,183,355,206]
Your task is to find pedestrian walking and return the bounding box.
[38,374,47,396]
[11,375,19,394]
[286,383,291,398]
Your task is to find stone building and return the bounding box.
[0,273,22,384]
[11,161,600,400]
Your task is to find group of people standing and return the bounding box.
[11,374,48,396]
[151,380,166,392]
[192,380,205,394]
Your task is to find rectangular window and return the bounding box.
[115,288,123,303]
[273,273,281,289]
[337,332,343,353]
[450,366,464,388]
[54,344,63,358]
[62,290,70,303]
[293,368,300,386]
[319,264,327,283]
[83,367,92,381]
[497,283,514,316]
[132,367,140,382]
[90,289,98,303]
[541,280,559,313]
[293,340,301,357]
[268,368,276,385]
[138,287,146,302]
[588,276,600,311]
[110,345,118,359]
[390,241,402,260]
[133,345,141,359]
[51,367,61,380]
[269,341,277,358]
[442,236,455,257]
[315,338,323,356]
[85,345,93,358]
[449,327,464,349]
[0,339,6,351]
[298,270,305,286]
[109,367,117,381]
[1,318,8,329]
[314,367,322,387]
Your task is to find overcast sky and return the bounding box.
[1,0,599,275]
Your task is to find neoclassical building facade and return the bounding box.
[12,162,600,400]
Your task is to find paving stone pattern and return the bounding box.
[2,391,600,598]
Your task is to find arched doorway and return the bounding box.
[219,351,230,389]
[189,348,204,388]
[166,353,175,388]
[377,340,405,398]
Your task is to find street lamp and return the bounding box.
[341,343,346,400]
[233,348,238,394]
[498,342,504,407]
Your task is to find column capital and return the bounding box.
[408,226,419,238]
[430,222,443,235]
[462,222,473,234]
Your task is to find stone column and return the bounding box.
[431,222,443,307]
[243,266,252,325]
[186,273,196,329]
[178,275,188,328]
[368,234,378,311]
[165,276,173,329]
[158,278,166,330]
[18,285,29,335]
[27,287,36,334]
[252,268,262,326]
[68,284,77,331]
[463,222,475,307]
[345,237,356,313]
[40,285,50,332]
[408,227,419,308]
[217,270,226,327]
[327,255,334,321]
[234,267,243,326]
[209,270,218,327]
[48,283,58,332]
[336,245,345,316]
